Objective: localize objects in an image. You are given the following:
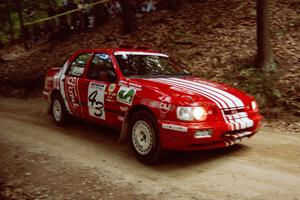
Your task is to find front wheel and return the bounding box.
[129,110,165,164]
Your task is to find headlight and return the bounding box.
[193,107,207,121]
[176,107,207,121]
[251,100,258,111]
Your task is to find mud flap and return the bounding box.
[118,112,129,144]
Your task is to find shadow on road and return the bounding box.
[52,117,250,170]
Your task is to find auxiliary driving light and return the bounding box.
[251,100,258,111]
[194,129,212,138]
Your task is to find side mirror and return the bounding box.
[107,71,117,83]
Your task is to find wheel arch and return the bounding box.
[118,104,158,143]
[51,89,61,99]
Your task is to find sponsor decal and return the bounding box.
[88,82,107,120]
[117,86,136,105]
[106,84,116,103]
[159,96,171,113]
[118,80,128,87]
[65,77,80,112]
[129,82,142,91]
[108,83,116,94]
[162,123,188,132]
[120,106,129,112]
[140,98,160,109]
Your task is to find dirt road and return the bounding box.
[0,98,299,200]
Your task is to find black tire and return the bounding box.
[51,94,69,126]
[129,110,165,164]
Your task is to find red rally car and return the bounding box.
[43,47,263,164]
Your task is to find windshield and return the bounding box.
[115,52,190,78]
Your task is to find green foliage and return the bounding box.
[0,0,64,43]
[219,59,292,117]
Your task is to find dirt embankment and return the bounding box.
[0,0,299,115]
[0,98,300,200]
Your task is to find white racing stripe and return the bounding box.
[157,78,227,108]
[165,78,234,108]
[236,118,246,129]
[226,112,254,129]
[238,113,254,128]
[59,63,71,112]
[226,114,246,129]
[172,78,241,108]
[225,115,241,130]
[172,78,244,108]
[151,78,238,130]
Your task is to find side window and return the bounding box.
[87,53,117,82]
[67,53,92,77]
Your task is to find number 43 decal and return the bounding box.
[88,82,106,120]
[89,91,104,117]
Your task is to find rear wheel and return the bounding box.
[129,110,165,164]
[51,94,69,126]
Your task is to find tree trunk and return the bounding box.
[256,0,274,70]
[7,6,15,44]
[119,0,136,34]
[14,0,28,49]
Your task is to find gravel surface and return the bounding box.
[0,98,300,200]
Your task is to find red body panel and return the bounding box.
[43,48,263,151]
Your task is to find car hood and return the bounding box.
[130,76,253,110]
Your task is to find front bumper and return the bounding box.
[158,114,263,151]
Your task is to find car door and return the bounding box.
[79,52,120,126]
[63,52,92,117]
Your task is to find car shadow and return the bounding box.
[53,118,252,170]
[153,145,250,170]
